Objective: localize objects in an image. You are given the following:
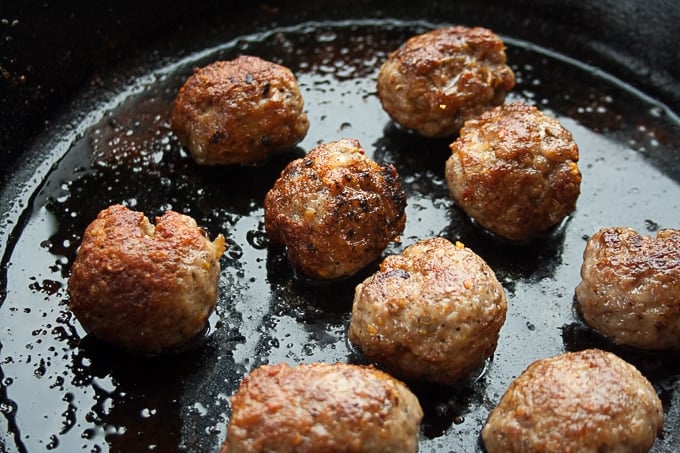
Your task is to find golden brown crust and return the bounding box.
[221,362,423,453]
[482,349,664,453]
[349,237,507,384]
[377,26,515,137]
[445,101,581,241]
[171,55,309,165]
[264,138,407,280]
[575,227,680,351]
[67,204,226,354]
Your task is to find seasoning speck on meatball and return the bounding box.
[221,362,423,453]
[264,138,407,280]
[171,55,309,165]
[67,204,226,354]
[377,26,515,138]
[349,237,507,384]
[482,349,664,453]
[575,227,680,351]
[445,101,582,241]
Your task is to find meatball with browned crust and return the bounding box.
[67,204,226,354]
[445,101,581,241]
[349,237,507,384]
[482,349,664,453]
[575,227,680,351]
[171,56,309,165]
[264,138,407,280]
[221,362,423,453]
[377,26,515,138]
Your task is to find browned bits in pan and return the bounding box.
[264,138,407,280]
[377,26,515,138]
[482,349,664,453]
[171,55,309,165]
[67,204,226,355]
[445,101,582,241]
[221,362,423,453]
[349,237,507,384]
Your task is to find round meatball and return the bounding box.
[221,362,423,453]
[264,138,407,280]
[482,349,664,453]
[445,101,581,241]
[348,237,507,384]
[575,227,680,351]
[67,204,226,354]
[376,26,515,138]
[171,55,309,165]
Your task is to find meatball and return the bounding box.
[482,349,664,453]
[445,101,581,241]
[376,26,515,138]
[171,55,309,165]
[264,138,407,280]
[67,204,226,354]
[221,362,423,453]
[348,237,507,384]
[575,227,680,351]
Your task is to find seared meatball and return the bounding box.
[575,227,680,351]
[482,349,664,453]
[264,138,407,280]
[171,56,309,165]
[67,204,226,354]
[377,26,515,138]
[445,101,581,241]
[221,362,423,453]
[349,237,507,384]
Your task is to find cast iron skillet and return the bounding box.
[1,1,680,452]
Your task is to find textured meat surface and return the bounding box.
[575,227,680,351]
[221,362,423,453]
[482,349,664,453]
[377,26,515,138]
[445,101,581,241]
[67,204,226,354]
[349,237,507,384]
[264,138,407,280]
[171,55,309,165]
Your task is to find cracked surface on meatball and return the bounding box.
[445,101,581,241]
[221,362,423,453]
[575,227,680,351]
[349,237,507,384]
[171,55,309,165]
[67,204,226,354]
[377,26,515,138]
[482,349,664,453]
[264,138,407,280]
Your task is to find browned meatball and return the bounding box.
[348,237,507,384]
[376,26,515,138]
[575,227,680,351]
[221,362,423,453]
[264,138,407,280]
[171,56,309,165]
[67,204,226,354]
[482,349,664,453]
[445,101,581,241]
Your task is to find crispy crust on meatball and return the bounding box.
[377,26,515,138]
[221,362,423,453]
[67,204,226,354]
[264,138,407,280]
[171,56,309,165]
[349,237,507,384]
[482,349,664,453]
[445,101,581,241]
[575,227,680,351]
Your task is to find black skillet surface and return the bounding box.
[1,2,680,452]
